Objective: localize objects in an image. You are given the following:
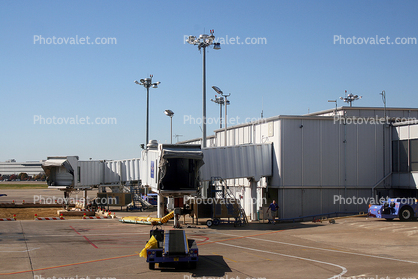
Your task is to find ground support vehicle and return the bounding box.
[368,197,418,221]
[189,198,246,227]
[146,228,198,270]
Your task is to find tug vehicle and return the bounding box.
[368,197,418,221]
[143,228,198,270]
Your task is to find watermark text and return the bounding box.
[334,35,417,45]
[33,115,117,125]
[34,35,117,45]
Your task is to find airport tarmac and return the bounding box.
[1,190,418,279]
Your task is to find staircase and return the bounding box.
[213,177,248,225]
[123,185,153,209]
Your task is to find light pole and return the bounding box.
[328,99,337,116]
[187,30,221,148]
[134,75,160,145]
[212,86,230,146]
[164,109,174,144]
[211,95,224,129]
[339,91,362,107]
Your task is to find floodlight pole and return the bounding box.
[187,30,221,148]
[219,98,223,129]
[134,75,160,145]
[170,115,173,144]
[211,96,224,129]
[212,86,230,147]
[146,86,150,144]
[202,47,207,147]
[223,94,230,146]
[164,110,174,144]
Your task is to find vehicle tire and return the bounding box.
[189,261,197,269]
[213,218,220,226]
[149,262,155,270]
[206,220,213,227]
[399,207,414,221]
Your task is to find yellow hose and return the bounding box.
[120,210,174,225]
[160,211,174,224]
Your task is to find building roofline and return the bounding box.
[306,106,418,116]
[180,106,418,143]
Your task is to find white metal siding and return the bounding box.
[321,121,340,186]
[302,120,321,187]
[200,143,272,181]
[281,119,303,187]
[77,161,102,187]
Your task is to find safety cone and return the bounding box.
[13,214,16,220]
[34,214,38,220]
[22,200,25,204]
[12,200,15,205]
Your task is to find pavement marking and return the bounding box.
[69,225,81,235]
[70,225,99,248]
[217,232,418,265]
[198,228,288,246]
[216,242,347,279]
[83,235,98,248]
[0,253,138,275]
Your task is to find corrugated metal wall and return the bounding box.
[200,143,272,181]
[77,161,103,186]
[103,158,141,184]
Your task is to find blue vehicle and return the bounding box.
[146,228,198,270]
[368,198,418,221]
[142,193,158,206]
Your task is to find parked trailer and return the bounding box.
[146,229,198,270]
[189,198,245,227]
[368,197,418,221]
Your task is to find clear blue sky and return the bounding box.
[1,0,417,162]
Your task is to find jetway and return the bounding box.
[200,143,272,181]
[42,156,141,190]
[140,142,204,219]
[42,143,272,221]
[140,143,204,195]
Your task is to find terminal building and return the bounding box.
[0,160,44,176]
[181,106,418,220]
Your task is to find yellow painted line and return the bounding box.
[244,251,272,261]
[212,252,237,263]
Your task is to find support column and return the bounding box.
[84,190,88,209]
[157,194,164,218]
[250,179,258,221]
